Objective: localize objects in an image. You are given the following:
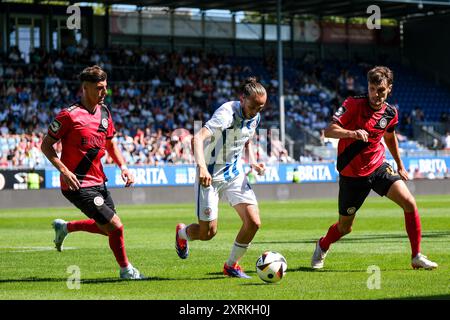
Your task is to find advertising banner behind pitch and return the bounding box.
[43,163,338,189]
[0,169,45,190]
[43,157,450,189]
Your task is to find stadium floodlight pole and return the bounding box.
[277,0,286,147]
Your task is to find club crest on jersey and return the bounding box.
[334,106,347,117]
[379,118,388,129]
[347,207,357,215]
[49,119,62,134]
[101,118,108,129]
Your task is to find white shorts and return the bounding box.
[195,174,258,222]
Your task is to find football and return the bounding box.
[255,251,287,283]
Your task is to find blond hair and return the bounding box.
[241,77,266,98]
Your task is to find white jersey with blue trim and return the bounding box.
[203,100,260,183]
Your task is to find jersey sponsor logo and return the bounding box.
[347,207,357,215]
[81,136,106,148]
[101,118,108,129]
[93,196,104,206]
[49,119,62,134]
[334,106,347,118]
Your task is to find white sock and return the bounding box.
[226,242,249,267]
[178,225,191,241]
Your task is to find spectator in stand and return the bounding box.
[444,132,450,150]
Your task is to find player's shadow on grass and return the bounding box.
[0,277,165,284]
[289,266,367,273]
[0,275,225,285]
[289,266,412,273]
[337,231,450,243]
[241,283,283,286]
[254,231,450,245]
[207,270,257,276]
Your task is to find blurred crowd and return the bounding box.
[1,45,299,168]
[3,45,447,169]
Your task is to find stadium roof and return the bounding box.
[96,0,450,19]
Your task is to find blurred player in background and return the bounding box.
[311,66,438,270]
[41,65,144,279]
[175,77,267,278]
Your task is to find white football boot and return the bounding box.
[311,239,328,269]
[411,253,438,270]
[120,264,146,280]
[52,219,68,252]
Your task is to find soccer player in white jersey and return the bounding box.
[175,77,267,278]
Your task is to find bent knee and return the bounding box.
[252,220,262,230]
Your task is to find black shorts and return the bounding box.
[62,184,116,225]
[338,162,402,216]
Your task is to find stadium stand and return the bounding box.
[1,45,450,168]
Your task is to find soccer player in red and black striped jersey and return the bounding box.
[41,65,144,279]
[311,66,438,270]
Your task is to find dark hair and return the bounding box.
[79,65,107,83]
[241,76,266,98]
[367,66,393,86]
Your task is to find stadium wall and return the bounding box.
[0,179,449,209]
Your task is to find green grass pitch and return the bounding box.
[0,195,449,300]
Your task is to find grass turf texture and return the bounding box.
[0,195,449,300]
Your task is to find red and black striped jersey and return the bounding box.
[332,96,398,177]
[47,102,116,190]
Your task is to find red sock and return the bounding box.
[404,208,421,258]
[319,222,342,251]
[108,226,129,268]
[67,219,107,235]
